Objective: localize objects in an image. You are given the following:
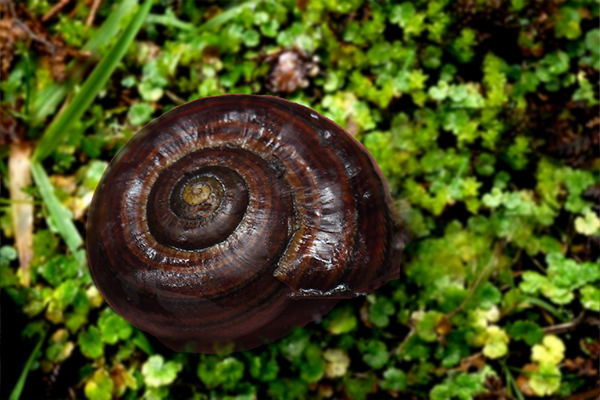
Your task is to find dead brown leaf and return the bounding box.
[515,364,537,397]
[9,140,34,286]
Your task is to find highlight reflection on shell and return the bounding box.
[87,95,403,353]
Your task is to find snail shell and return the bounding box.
[87,95,403,353]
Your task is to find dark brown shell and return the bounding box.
[87,95,403,353]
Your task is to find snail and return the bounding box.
[87,95,403,353]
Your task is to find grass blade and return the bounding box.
[9,330,47,400]
[31,162,82,254]
[146,9,195,31]
[502,362,526,400]
[195,0,261,34]
[84,0,138,52]
[32,0,152,162]
[30,0,138,126]
[133,331,154,355]
[525,297,569,322]
[146,1,261,35]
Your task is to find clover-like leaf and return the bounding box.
[323,348,350,378]
[248,352,279,382]
[390,2,416,28]
[0,245,17,268]
[580,285,600,311]
[218,357,245,389]
[362,340,389,370]
[279,328,309,361]
[416,311,444,342]
[519,271,548,294]
[508,321,544,346]
[400,335,432,362]
[529,363,561,397]
[546,252,599,292]
[368,296,395,328]
[482,187,504,208]
[78,326,104,359]
[268,378,308,400]
[586,28,600,54]
[98,309,133,345]
[127,102,154,126]
[429,81,450,100]
[344,373,377,400]
[197,356,222,388]
[554,6,581,39]
[53,279,79,311]
[299,344,325,383]
[430,368,491,400]
[574,210,600,236]
[482,326,509,359]
[197,355,244,390]
[242,29,260,47]
[323,305,357,335]
[84,369,114,400]
[142,386,169,400]
[472,282,502,310]
[142,355,182,387]
[532,335,565,366]
[42,255,81,287]
[46,328,75,363]
[381,367,407,391]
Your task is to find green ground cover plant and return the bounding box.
[1,0,598,399]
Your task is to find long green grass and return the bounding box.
[30,0,139,126]
[9,330,47,400]
[32,0,152,162]
[29,0,152,258]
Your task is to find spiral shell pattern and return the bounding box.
[87,95,403,353]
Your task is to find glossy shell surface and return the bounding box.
[87,95,403,353]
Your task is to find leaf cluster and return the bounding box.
[1,0,598,399]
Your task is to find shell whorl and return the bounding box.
[87,95,403,353]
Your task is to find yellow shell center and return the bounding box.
[182,182,211,205]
